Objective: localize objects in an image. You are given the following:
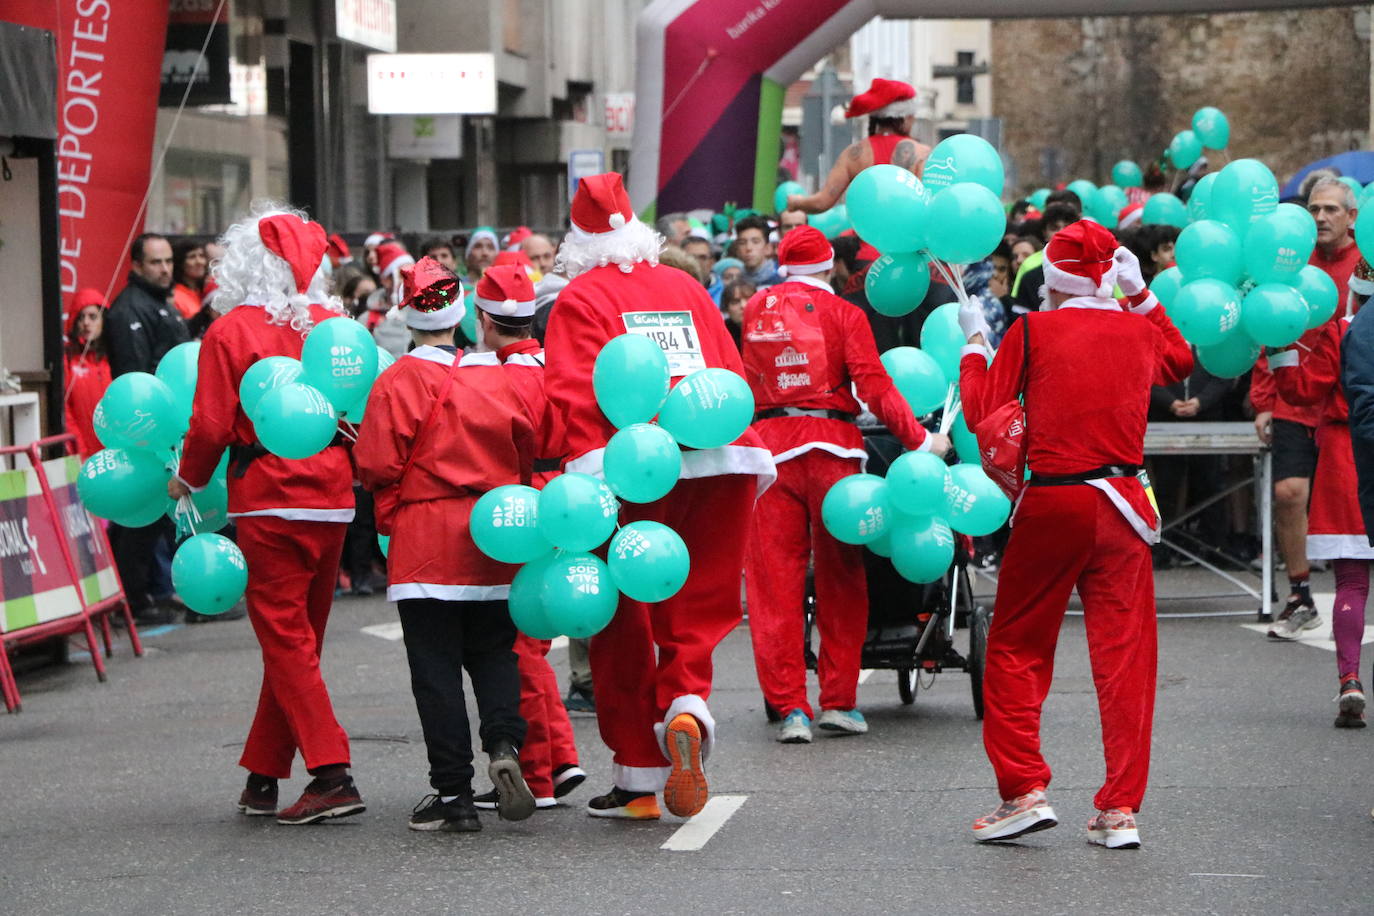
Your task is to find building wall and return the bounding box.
[992,7,1372,192]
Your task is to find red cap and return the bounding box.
[493,249,534,272]
[475,263,537,318]
[1116,202,1144,230]
[327,233,351,260]
[570,172,635,235]
[66,288,107,334]
[776,225,835,276]
[845,78,916,119]
[375,241,413,279]
[259,214,327,294]
[1044,219,1119,298]
[503,226,532,251]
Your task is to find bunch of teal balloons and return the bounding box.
[820,449,1010,584]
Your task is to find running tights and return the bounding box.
[1332,558,1370,679]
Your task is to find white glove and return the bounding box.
[1114,246,1147,296]
[958,297,993,343]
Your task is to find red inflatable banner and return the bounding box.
[6,0,169,313]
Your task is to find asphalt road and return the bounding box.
[2,566,1371,916]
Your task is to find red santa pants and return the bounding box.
[590,475,754,789]
[982,485,1157,812]
[745,449,867,719]
[236,516,351,778]
[513,634,579,798]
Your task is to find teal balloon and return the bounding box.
[1196,332,1262,379]
[155,341,200,426]
[94,372,183,453]
[656,368,754,449]
[880,346,947,415]
[78,448,170,522]
[1112,161,1143,189]
[1029,188,1051,210]
[1241,283,1309,348]
[919,302,965,380]
[1211,158,1279,234]
[925,183,1004,264]
[1150,266,1184,311]
[508,554,561,639]
[1243,207,1316,284]
[774,181,805,214]
[1294,264,1339,329]
[239,356,304,418]
[1099,185,1129,223]
[302,317,380,411]
[1175,220,1244,284]
[1066,180,1102,221]
[252,382,338,459]
[593,334,671,429]
[810,204,850,240]
[886,451,951,516]
[867,530,894,558]
[171,533,248,616]
[1170,278,1241,346]
[608,521,690,603]
[541,552,618,638]
[945,463,1011,536]
[538,472,619,551]
[1192,106,1230,149]
[1355,198,1374,266]
[821,474,891,545]
[922,134,1004,196]
[847,164,931,254]
[603,423,681,503]
[890,516,956,584]
[378,533,390,557]
[1339,176,1363,198]
[1187,173,1217,223]
[865,252,931,317]
[1168,130,1203,170]
[1142,193,1188,229]
[171,474,229,533]
[470,484,546,563]
[460,293,478,346]
[949,409,979,465]
[377,347,396,372]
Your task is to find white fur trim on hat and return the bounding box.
[401,298,466,330]
[778,257,834,278]
[475,294,536,318]
[380,253,414,280]
[1044,256,1119,299]
[872,98,917,120]
[1350,273,1374,297]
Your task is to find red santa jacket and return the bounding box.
[459,338,565,479]
[354,345,537,600]
[1249,239,1362,427]
[1272,316,1351,427]
[959,297,1193,542]
[741,275,928,464]
[543,261,775,490]
[64,350,111,460]
[178,304,354,521]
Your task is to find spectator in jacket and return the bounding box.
[106,233,189,377]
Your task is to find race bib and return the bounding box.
[622,311,707,377]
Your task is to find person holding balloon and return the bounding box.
[543,172,776,821]
[355,255,540,832]
[958,219,1192,849]
[168,204,364,825]
[739,226,950,744]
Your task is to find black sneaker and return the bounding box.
[186,603,247,624]
[487,740,536,822]
[408,793,480,832]
[132,603,180,626]
[473,788,556,811]
[552,763,586,798]
[237,775,278,816]
[586,786,660,820]
[564,685,595,715]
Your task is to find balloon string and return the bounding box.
[337,424,358,444]
[939,390,963,436]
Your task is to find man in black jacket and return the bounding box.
[106,233,188,376]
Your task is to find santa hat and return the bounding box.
[503,226,532,251]
[398,256,465,330]
[1044,219,1120,299]
[375,241,413,281]
[1117,202,1144,231]
[776,226,834,277]
[363,231,393,249]
[845,78,917,120]
[493,249,535,275]
[569,172,635,236]
[1351,257,1374,298]
[474,263,537,319]
[327,233,351,262]
[260,213,327,294]
[465,227,499,258]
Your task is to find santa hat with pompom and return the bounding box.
[1044,219,1121,299]
[570,172,636,237]
[399,256,465,330]
[259,213,328,295]
[474,263,537,319]
[375,241,414,282]
[845,78,917,120]
[503,226,532,252]
[776,225,834,277]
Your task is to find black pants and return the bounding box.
[341,486,380,586]
[397,598,526,795]
[109,517,173,611]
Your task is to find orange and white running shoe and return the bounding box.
[1087,808,1141,849]
[662,713,709,818]
[972,789,1057,843]
[586,787,661,820]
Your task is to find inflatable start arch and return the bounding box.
[629,0,1361,219]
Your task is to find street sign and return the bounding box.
[568,149,606,202]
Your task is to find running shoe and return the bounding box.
[473,790,556,810]
[564,685,596,716]
[777,709,813,744]
[1335,675,1367,729]
[552,763,587,798]
[487,740,536,822]
[816,708,868,735]
[237,776,277,816]
[586,787,661,820]
[1087,808,1141,849]
[663,713,709,818]
[276,776,365,825]
[409,793,480,832]
[1268,601,1321,640]
[972,789,1057,843]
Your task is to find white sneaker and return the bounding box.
[1087,808,1141,849]
[1267,604,1321,640]
[777,710,813,744]
[972,789,1058,842]
[816,708,868,735]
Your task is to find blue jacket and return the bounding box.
[1340,306,1374,544]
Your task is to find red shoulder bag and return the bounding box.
[971,317,1029,501]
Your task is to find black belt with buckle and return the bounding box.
[754,407,857,423]
[1028,464,1140,487]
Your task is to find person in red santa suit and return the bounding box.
[543,172,776,820]
[457,264,586,812]
[957,219,1192,849]
[354,256,539,832]
[786,78,929,215]
[365,241,415,358]
[740,226,950,743]
[168,204,363,825]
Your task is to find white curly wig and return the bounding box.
[210,199,345,334]
[553,218,664,279]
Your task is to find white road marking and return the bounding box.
[550,636,569,650]
[660,795,747,851]
[361,622,405,641]
[857,668,875,684]
[1241,593,1374,653]
[1190,873,1265,879]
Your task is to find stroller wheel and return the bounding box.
[897,668,917,705]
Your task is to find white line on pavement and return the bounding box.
[550,636,568,650]
[1190,873,1265,879]
[857,668,875,684]
[361,622,404,641]
[660,795,747,851]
